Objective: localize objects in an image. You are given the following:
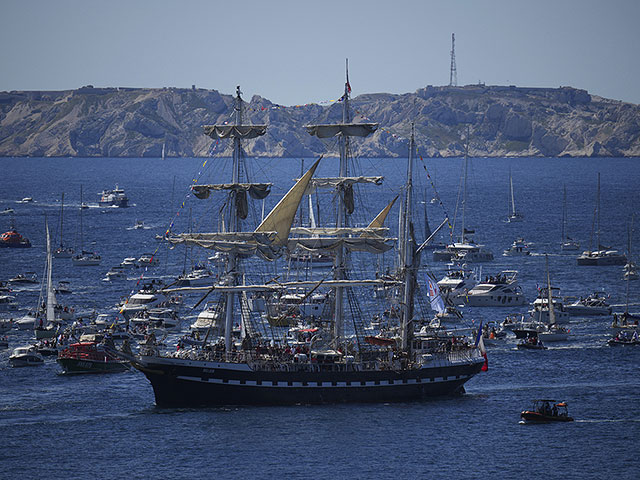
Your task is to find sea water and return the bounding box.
[0,156,639,479]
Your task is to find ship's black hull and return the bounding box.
[135,356,484,407]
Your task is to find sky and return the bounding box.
[1,0,639,106]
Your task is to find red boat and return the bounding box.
[0,226,31,248]
[57,335,129,374]
[520,399,574,423]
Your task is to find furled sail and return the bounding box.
[305,123,378,138]
[301,176,383,189]
[203,125,267,139]
[288,236,395,254]
[290,227,388,236]
[191,183,271,200]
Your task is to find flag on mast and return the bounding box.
[427,276,446,314]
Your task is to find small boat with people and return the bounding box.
[517,334,547,350]
[608,329,639,346]
[98,185,129,208]
[8,272,38,284]
[520,400,573,423]
[503,237,532,256]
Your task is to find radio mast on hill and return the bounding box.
[449,33,457,87]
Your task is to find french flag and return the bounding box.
[474,321,489,372]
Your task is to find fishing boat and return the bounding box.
[433,129,493,263]
[506,167,523,223]
[98,185,129,208]
[520,400,573,423]
[577,174,626,266]
[560,185,580,251]
[53,193,74,258]
[121,78,485,407]
[0,218,31,248]
[72,186,101,266]
[57,334,130,374]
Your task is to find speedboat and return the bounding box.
[503,238,532,256]
[190,302,224,334]
[103,266,127,281]
[463,270,526,307]
[54,281,72,294]
[98,185,129,208]
[1,207,15,215]
[434,242,494,262]
[119,285,169,316]
[18,197,33,203]
[0,294,17,311]
[120,257,140,269]
[175,265,216,287]
[9,345,44,367]
[564,292,612,316]
[520,400,573,423]
[8,272,38,284]
[137,253,159,267]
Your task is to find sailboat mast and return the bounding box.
[510,168,516,217]
[460,127,469,243]
[59,192,65,247]
[546,255,556,325]
[79,186,83,252]
[400,125,416,350]
[333,60,351,346]
[46,222,55,325]
[562,185,566,242]
[224,86,244,354]
[596,173,601,250]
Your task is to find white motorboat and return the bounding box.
[120,257,140,269]
[436,263,477,302]
[137,253,159,267]
[1,207,15,215]
[503,238,532,256]
[175,265,215,287]
[54,281,72,294]
[9,345,44,367]
[98,185,129,208]
[190,302,224,334]
[18,197,33,203]
[0,294,17,311]
[103,266,127,282]
[564,292,612,316]
[119,286,169,316]
[463,270,526,307]
[529,289,571,324]
[8,272,38,284]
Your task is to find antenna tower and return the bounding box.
[449,33,457,87]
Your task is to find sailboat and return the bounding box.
[122,74,484,407]
[506,167,523,223]
[72,186,101,266]
[161,141,166,161]
[433,128,493,262]
[53,192,74,258]
[560,185,579,251]
[34,222,61,339]
[622,215,638,280]
[577,173,626,266]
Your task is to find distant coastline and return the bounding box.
[1,84,638,158]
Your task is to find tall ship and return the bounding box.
[121,75,485,407]
[98,185,129,208]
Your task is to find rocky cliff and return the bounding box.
[0,84,638,158]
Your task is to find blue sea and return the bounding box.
[0,156,639,480]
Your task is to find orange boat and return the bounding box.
[0,223,31,248]
[520,399,574,423]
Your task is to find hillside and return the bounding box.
[0,84,638,158]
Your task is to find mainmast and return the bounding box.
[59,192,65,248]
[400,124,416,351]
[596,172,601,250]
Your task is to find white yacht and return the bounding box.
[436,263,477,302]
[564,292,612,316]
[175,265,215,287]
[9,345,44,367]
[463,270,526,307]
[190,302,224,335]
[103,266,127,281]
[503,238,532,256]
[120,287,168,316]
[137,253,159,267]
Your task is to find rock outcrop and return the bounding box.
[0,84,638,158]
